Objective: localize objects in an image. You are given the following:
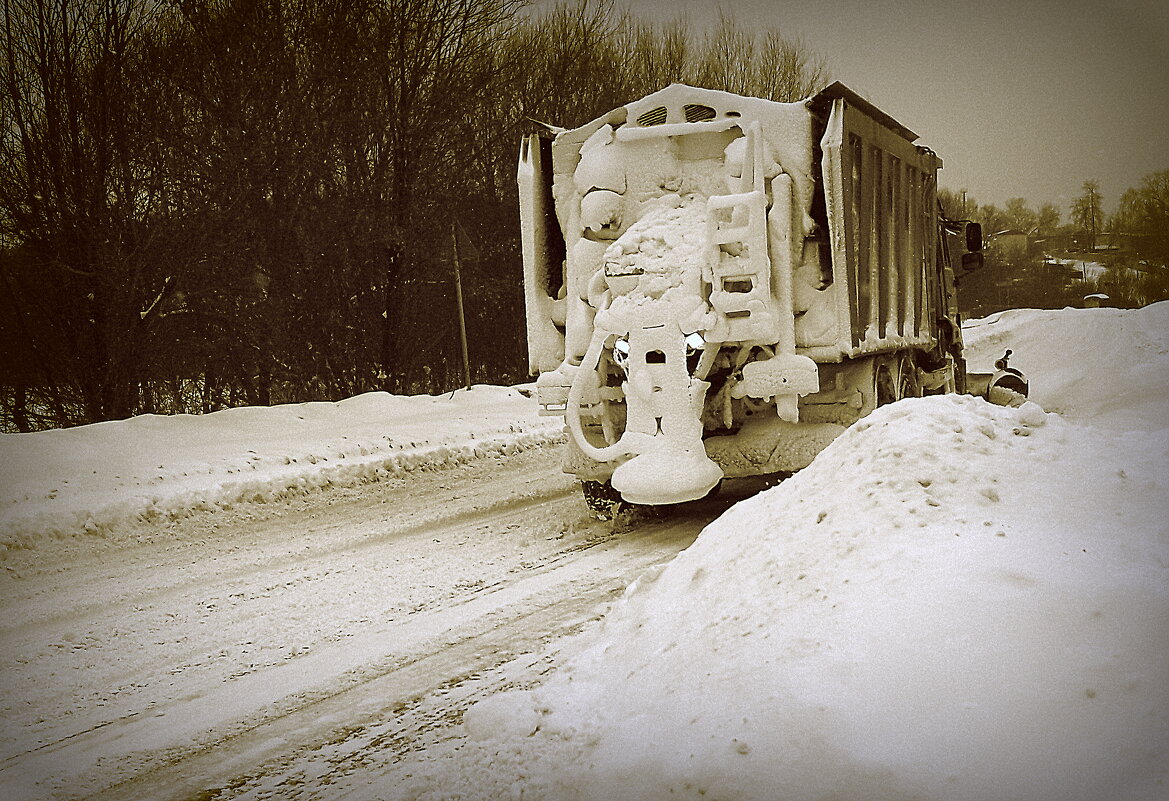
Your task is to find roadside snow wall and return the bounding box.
[0,386,562,554]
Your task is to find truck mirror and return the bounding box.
[965,221,983,252]
[960,251,984,275]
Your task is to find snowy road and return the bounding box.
[1,443,729,801]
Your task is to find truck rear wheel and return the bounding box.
[874,353,922,408]
[875,362,897,407]
[581,479,625,520]
[898,353,922,399]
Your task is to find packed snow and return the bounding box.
[386,303,1169,801]
[0,385,562,557]
[1047,256,1107,281]
[2,304,1166,801]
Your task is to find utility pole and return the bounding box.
[450,224,471,391]
[382,246,396,393]
[1088,184,1097,251]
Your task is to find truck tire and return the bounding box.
[898,353,922,399]
[875,362,897,407]
[581,479,625,519]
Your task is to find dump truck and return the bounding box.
[518,82,1025,512]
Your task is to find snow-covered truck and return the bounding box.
[519,82,1022,511]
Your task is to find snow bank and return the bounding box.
[963,301,1169,430]
[0,386,562,553]
[394,304,1169,800]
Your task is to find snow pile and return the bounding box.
[0,386,562,553]
[393,303,1169,801]
[603,196,707,303]
[597,195,711,333]
[962,302,1169,431]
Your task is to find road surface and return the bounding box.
[1,444,737,800]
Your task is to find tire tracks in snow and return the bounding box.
[0,450,577,640]
[0,443,736,801]
[7,511,704,801]
[86,517,705,801]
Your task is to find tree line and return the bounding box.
[0,0,826,431]
[937,189,1063,242]
[941,171,1168,265]
[940,172,1169,314]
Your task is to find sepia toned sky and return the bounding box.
[618,0,1169,213]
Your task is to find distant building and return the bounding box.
[1032,232,1074,253]
[989,229,1028,256]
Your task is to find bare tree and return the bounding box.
[0,0,174,423]
[1072,179,1102,251]
[1036,202,1060,237]
[1004,197,1037,235]
[976,203,1010,236]
[506,1,828,128]
[938,188,974,221]
[688,12,826,100]
[1113,169,1169,266]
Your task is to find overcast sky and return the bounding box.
[615,0,1168,214]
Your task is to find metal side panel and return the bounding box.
[517,134,565,375]
[826,101,939,359]
[820,98,856,355]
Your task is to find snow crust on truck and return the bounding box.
[519,82,977,508]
